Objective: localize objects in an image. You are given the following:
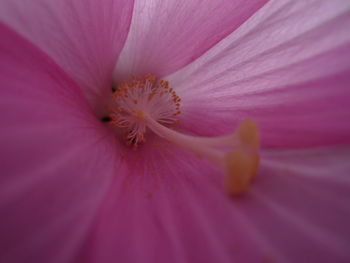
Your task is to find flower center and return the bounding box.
[109,75,181,146]
[109,75,260,195]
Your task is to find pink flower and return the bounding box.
[1,0,350,262]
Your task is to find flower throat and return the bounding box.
[108,75,260,195]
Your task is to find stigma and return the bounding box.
[109,75,260,195]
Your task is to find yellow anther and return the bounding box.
[148,92,156,101]
[225,150,260,196]
[135,110,145,120]
[145,75,156,83]
[237,119,260,149]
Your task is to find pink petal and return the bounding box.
[169,0,350,147]
[241,146,350,262]
[0,0,134,108]
[77,138,350,263]
[114,0,267,80]
[0,22,119,263]
[77,140,267,263]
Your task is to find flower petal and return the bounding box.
[0,0,134,107]
[114,0,267,79]
[0,22,119,263]
[78,140,350,263]
[169,0,350,147]
[77,140,268,263]
[239,146,350,262]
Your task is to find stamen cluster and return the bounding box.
[110,75,181,146]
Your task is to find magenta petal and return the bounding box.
[0,23,119,263]
[239,146,350,263]
[170,0,350,147]
[78,142,350,263]
[0,0,134,105]
[78,142,268,263]
[114,0,267,79]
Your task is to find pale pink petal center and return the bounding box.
[115,0,267,80]
[167,0,350,147]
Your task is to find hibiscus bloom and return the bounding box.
[1,0,350,262]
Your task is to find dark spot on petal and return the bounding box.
[101,116,112,122]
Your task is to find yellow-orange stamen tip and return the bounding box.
[135,110,145,120]
[237,119,260,149]
[225,150,260,196]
